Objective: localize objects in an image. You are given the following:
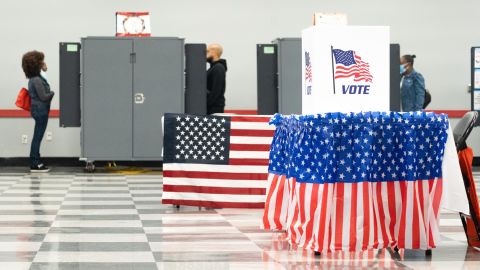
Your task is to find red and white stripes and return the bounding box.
[262,174,290,230]
[262,174,443,252]
[163,115,273,208]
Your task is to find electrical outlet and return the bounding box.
[22,135,28,144]
[46,131,53,141]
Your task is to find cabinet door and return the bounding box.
[82,38,133,159]
[133,38,184,158]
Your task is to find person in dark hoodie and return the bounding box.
[206,44,227,114]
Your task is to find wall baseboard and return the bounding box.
[0,157,162,168]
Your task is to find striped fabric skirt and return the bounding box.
[262,173,443,253]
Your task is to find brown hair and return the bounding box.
[22,51,44,78]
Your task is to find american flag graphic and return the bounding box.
[162,113,274,208]
[305,51,313,83]
[332,48,373,83]
[263,112,449,252]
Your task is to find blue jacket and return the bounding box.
[401,70,425,112]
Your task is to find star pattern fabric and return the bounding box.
[163,114,231,165]
[268,111,449,184]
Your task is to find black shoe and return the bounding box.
[30,164,50,173]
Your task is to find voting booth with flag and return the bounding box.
[262,24,469,254]
[302,26,390,114]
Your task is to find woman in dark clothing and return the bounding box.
[21,51,54,172]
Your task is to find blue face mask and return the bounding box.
[399,64,405,75]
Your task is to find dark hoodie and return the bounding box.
[207,59,227,114]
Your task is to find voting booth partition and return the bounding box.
[59,43,81,128]
[390,44,401,111]
[257,39,302,115]
[59,38,208,171]
[256,44,278,115]
[185,44,208,115]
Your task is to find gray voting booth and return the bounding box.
[257,40,401,114]
[257,38,302,115]
[59,37,207,171]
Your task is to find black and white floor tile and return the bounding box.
[0,169,479,270]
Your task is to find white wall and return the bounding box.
[1,0,479,157]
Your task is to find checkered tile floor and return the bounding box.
[0,169,479,270]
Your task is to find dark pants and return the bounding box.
[30,103,49,167]
[207,106,224,115]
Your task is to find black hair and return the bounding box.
[402,54,416,65]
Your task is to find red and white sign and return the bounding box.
[116,12,151,37]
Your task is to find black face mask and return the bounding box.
[207,57,214,64]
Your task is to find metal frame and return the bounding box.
[455,111,480,245]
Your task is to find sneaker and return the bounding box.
[30,164,50,173]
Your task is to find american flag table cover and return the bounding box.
[262,112,450,252]
[162,113,274,208]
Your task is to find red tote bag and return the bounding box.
[15,87,31,111]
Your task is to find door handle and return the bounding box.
[134,93,145,104]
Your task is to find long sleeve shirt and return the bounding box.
[28,76,54,105]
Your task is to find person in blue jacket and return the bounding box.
[400,54,425,111]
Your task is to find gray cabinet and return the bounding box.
[81,37,184,161]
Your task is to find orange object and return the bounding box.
[458,147,480,247]
[15,87,31,111]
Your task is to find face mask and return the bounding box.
[399,64,405,75]
[40,70,48,80]
[207,57,214,64]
